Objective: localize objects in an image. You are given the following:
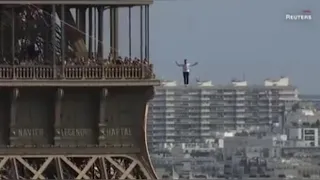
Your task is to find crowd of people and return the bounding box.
[60,56,150,66]
[0,55,151,66]
[10,6,152,67]
[0,55,154,79]
[0,6,154,78]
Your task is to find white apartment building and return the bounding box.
[287,127,319,147]
[285,108,320,147]
[147,77,299,150]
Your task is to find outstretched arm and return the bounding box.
[191,62,198,66]
[175,61,182,67]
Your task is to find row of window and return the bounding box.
[305,136,315,141]
[150,112,278,117]
[304,129,315,135]
[155,89,289,94]
[153,96,284,101]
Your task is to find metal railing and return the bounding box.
[0,64,154,80]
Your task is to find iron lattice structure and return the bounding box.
[0,0,158,179]
[0,154,153,179]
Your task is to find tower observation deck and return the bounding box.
[0,0,159,179]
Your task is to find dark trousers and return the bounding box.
[183,72,189,85]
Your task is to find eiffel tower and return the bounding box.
[0,0,159,179]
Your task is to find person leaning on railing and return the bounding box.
[0,56,151,66]
[0,56,154,78]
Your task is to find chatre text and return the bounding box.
[17,128,44,137]
[59,128,91,137]
[105,127,132,137]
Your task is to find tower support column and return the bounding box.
[9,88,19,145]
[61,5,66,61]
[0,6,3,57]
[54,88,64,145]
[88,7,93,56]
[99,88,108,145]
[79,7,86,42]
[97,6,104,58]
[110,7,119,58]
[51,5,57,78]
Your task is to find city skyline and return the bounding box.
[146,0,320,94]
[155,77,295,86]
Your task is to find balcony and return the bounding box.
[165,121,174,125]
[0,64,156,86]
[201,120,210,124]
[236,109,245,112]
[200,126,210,130]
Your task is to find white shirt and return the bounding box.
[177,63,191,72]
[177,61,197,72]
[182,63,191,72]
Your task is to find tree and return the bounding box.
[292,103,300,112]
[316,119,320,127]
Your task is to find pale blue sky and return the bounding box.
[116,0,320,93]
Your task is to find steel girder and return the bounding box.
[0,154,152,179]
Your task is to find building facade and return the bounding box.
[147,77,299,150]
[287,127,319,147]
[285,108,320,147]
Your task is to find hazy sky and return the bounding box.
[115,0,320,93]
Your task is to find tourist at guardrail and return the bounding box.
[0,55,154,79]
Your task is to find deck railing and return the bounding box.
[0,64,154,80]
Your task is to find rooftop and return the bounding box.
[159,77,297,90]
[223,136,273,148]
[286,108,320,127]
[300,94,320,100]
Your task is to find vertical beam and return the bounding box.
[9,88,19,144]
[109,7,114,58]
[55,158,64,179]
[76,7,80,29]
[98,88,108,145]
[61,5,66,61]
[99,157,108,179]
[281,104,286,134]
[51,5,57,76]
[93,8,96,56]
[94,7,98,57]
[79,7,87,41]
[88,7,93,56]
[44,6,51,62]
[128,7,132,58]
[97,6,104,58]
[114,7,119,58]
[0,6,3,57]
[140,6,143,60]
[11,7,15,64]
[12,158,19,179]
[145,5,150,60]
[54,88,63,145]
[110,7,118,58]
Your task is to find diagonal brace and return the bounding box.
[76,156,98,179]
[0,157,9,170]
[32,157,54,179]
[119,161,137,179]
[105,156,134,179]
[16,157,46,179]
[60,156,90,179]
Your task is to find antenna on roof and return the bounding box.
[242,72,246,81]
